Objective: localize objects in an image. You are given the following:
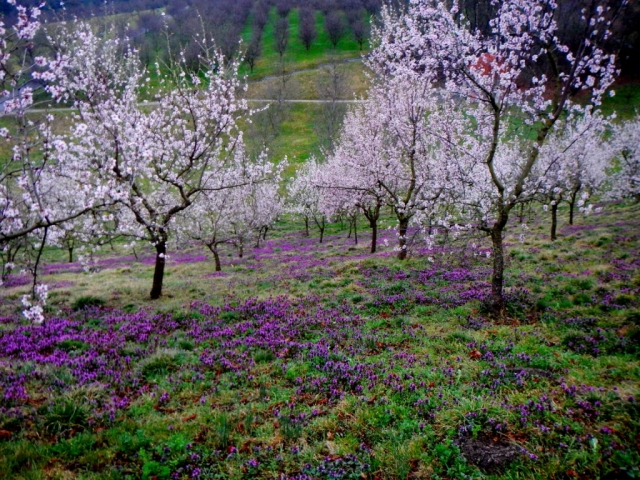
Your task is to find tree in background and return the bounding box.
[319,112,387,254]
[252,0,270,31]
[274,16,289,60]
[298,7,317,51]
[351,17,369,51]
[334,77,458,259]
[287,160,327,242]
[324,11,345,49]
[244,30,262,73]
[179,167,284,271]
[531,115,609,240]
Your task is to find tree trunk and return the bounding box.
[207,243,222,271]
[568,186,580,225]
[213,248,221,272]
[397,218,409,260]
[370,217,378,254]
[489,224,506,315]
[550,203,558,241]
[304,217,309,237]
[518,202,525,224]
[150,241,166,300]
[568,201,575,225]
[353,215,358,245]
[318,220,325,244]
[68,247,74,263]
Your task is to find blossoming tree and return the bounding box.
[322,76,458,258]
[1,5,116,321]
[531,114,609,239]
[43,24,271,299]
[287,159,328,243]
[180,164,284,271]
[370,0,619,311]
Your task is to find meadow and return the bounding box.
[1,201,639,479]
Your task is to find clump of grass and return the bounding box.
[71,295,106,311]
[137,348,187,379]
[42,399,89,437]
[56,339,90,354]
[213,413,231,449]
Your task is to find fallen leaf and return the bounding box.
[469,349,482,359]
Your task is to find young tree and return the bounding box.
[276,0,292,18]
[287,159,328,243]
[178,165,283,271]
[325,11,345,49]
[318,148,386,254]
[351,17,369,51]
[44,24,270,300]
[244,30,262,73]
[274,17,289,60]
[370,0,619,312]
[531,114,609,240]
[298,8,317,51]
[252,1,270,30]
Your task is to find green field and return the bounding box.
[239,8,368,80]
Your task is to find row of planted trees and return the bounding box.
[286,0,639,315]
[1,0,639,322]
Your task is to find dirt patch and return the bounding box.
[455,434,522,472]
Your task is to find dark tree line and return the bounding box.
[2,0,637,77]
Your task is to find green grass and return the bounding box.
[601,81,640,120]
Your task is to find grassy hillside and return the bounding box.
[1,199,639,479]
